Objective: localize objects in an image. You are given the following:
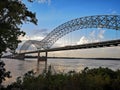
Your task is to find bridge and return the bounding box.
[21,39,120,54]
[18,15,120,62]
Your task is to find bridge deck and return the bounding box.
[20,39,120,54]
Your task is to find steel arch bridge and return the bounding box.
[20,15,120,53]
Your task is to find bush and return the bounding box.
[5,67,120,90]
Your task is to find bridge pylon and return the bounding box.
[15,54,25,60]
[37,51,48,71]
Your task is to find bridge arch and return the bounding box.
[20,15,120,53]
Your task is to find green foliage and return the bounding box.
[0,61,11,88]
[0,0,37,88]
[5,67,120,90]
[0,0,37,56]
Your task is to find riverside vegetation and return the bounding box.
[1,66,120,90]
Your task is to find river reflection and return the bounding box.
[2,58,120,85]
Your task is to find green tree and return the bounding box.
[0,0,37,87]
[0,0,37,57]
[0,61,11,88]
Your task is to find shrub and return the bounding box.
[5,67,120,90]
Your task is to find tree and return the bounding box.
[0,0,37,87]
[0,61,11,88]
[0,0,37,57]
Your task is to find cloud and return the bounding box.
[89,30,96,42]
[111,11,117,14]
[90,30,95,38]
[77,29,105,45]
[18,35,44,41]
[33,29,49,36]
[98,29,105,39]
[18,35,30,41]
[18,28,49,51]
[30,36,44,40]
[18,28,49,41]
[37,0,51,5]
[77,36,89,44]
[107,9,118,14]
[52,40,67,48]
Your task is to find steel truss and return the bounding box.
[20,15,120,53]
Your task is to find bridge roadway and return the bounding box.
[20,39,120,54]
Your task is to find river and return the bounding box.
[1,58,120,85]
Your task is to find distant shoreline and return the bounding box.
[48,57,120,60]
[25,56,120,60]
[2,56,120,60]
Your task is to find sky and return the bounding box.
[18,0,120,58]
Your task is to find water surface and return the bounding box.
[2,58,120,85]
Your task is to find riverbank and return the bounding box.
[2,56,120,60]
[48,57,120,60]
[1,67,120,90]
[1,58,120,88]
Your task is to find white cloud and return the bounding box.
[52,41,66,47]
[77,36,89,44]
[37,0,51,5]
[18,35,29,41]
[18,28,49,41]
[98,29,105,39]
[107,9,118,14]
[111,11,117,14]
[89,30,96,42]
[18,35,44,41]
[90,30,95,38]
[18,28,49,51]
[77,29,105,45]
[30,36,44,40]
[33,29,49,36]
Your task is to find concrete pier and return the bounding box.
[37,51,48,72]
[14,54,25,60]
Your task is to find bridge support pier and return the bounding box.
[16,54,25,60]
[37,51,48,72]
[45,52,47,71]
[37,51,40,63]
